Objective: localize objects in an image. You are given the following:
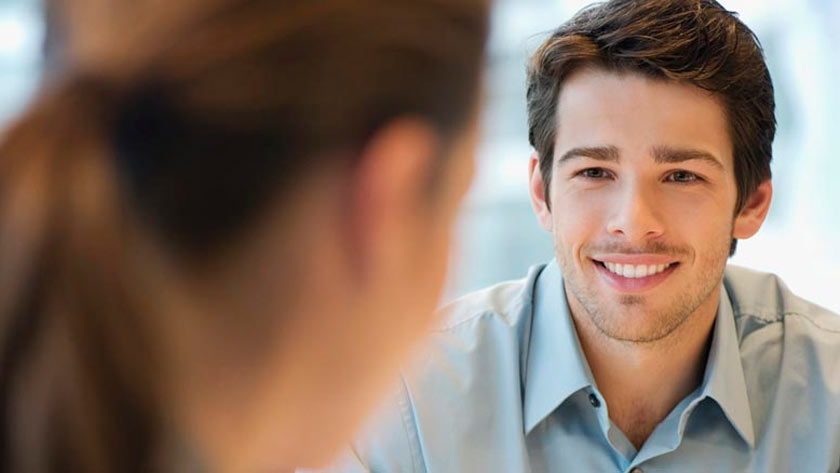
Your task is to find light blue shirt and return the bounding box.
[327,261,840,472]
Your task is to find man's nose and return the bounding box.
[605,183,665,242]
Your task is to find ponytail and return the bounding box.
[0,76,162,473]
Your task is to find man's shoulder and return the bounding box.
[405,264,546,384]
[724,264,840,333]
[432,263,545,333]
[724,264,840,394]
[725,265,840,454]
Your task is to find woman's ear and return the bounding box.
[528,153,553,232]
[346,118,440,276]
[733,179,773,239]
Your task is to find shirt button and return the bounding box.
[630,468,643,473]
[588,393,601,408]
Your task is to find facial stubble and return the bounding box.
[557,229,732,344]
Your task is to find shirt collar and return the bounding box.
[522,260,755,447]
[699,282,755,447]
[523,260,596,434]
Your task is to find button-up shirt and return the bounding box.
[325,261,840,472]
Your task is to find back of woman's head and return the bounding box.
[0,0,490,470]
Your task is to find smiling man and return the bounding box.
[329,1,840,472]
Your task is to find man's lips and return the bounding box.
[589,253,679,266]
[590,256,680,293]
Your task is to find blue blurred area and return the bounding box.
[0,0,42,124]
[0,0,836,312]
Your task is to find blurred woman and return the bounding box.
[0,0,489,471]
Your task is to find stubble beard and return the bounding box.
[557,234,731,344]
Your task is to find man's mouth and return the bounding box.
[590,257,680,292]
[599,261,673,278]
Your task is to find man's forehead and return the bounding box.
[556,67,724,118]
[553,67,734,168]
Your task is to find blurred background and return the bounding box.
[0,0,837,312]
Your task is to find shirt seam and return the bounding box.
[732,309,781,324]
[433,309,495,332]
[734,310,840,334]
[785,312,840,334]
[398,374,424,473]
[433,302,527,333]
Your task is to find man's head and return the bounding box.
[528,0,775,236]
[526,0,775,343]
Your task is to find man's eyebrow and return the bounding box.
[556,145,619,165]
[652,146,725,170]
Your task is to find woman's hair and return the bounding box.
[0,0,490,470]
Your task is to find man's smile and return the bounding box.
[589,255,681,293]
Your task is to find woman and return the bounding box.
[0,0,489,471]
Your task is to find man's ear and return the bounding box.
[347,118,439,275]
[733,179,773,239]
[528,153,553,231]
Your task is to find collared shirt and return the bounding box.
[325,261,840,473]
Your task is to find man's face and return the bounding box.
[530,68,744,343]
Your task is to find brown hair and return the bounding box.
[526,0,775,253]
[0,0,489,471]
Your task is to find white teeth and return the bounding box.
[601,261,672,278]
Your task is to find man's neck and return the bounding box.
[569,287,720,450]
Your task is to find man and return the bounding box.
[329,1,840,472]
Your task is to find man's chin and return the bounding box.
[591,320,679,344]
[586,301,683,343]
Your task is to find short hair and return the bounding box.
[526,0,775,226]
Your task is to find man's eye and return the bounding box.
[577,168,610,179]
[667,170,699,183]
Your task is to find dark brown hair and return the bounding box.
[526,0,775,252]
[0,0,489,471]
